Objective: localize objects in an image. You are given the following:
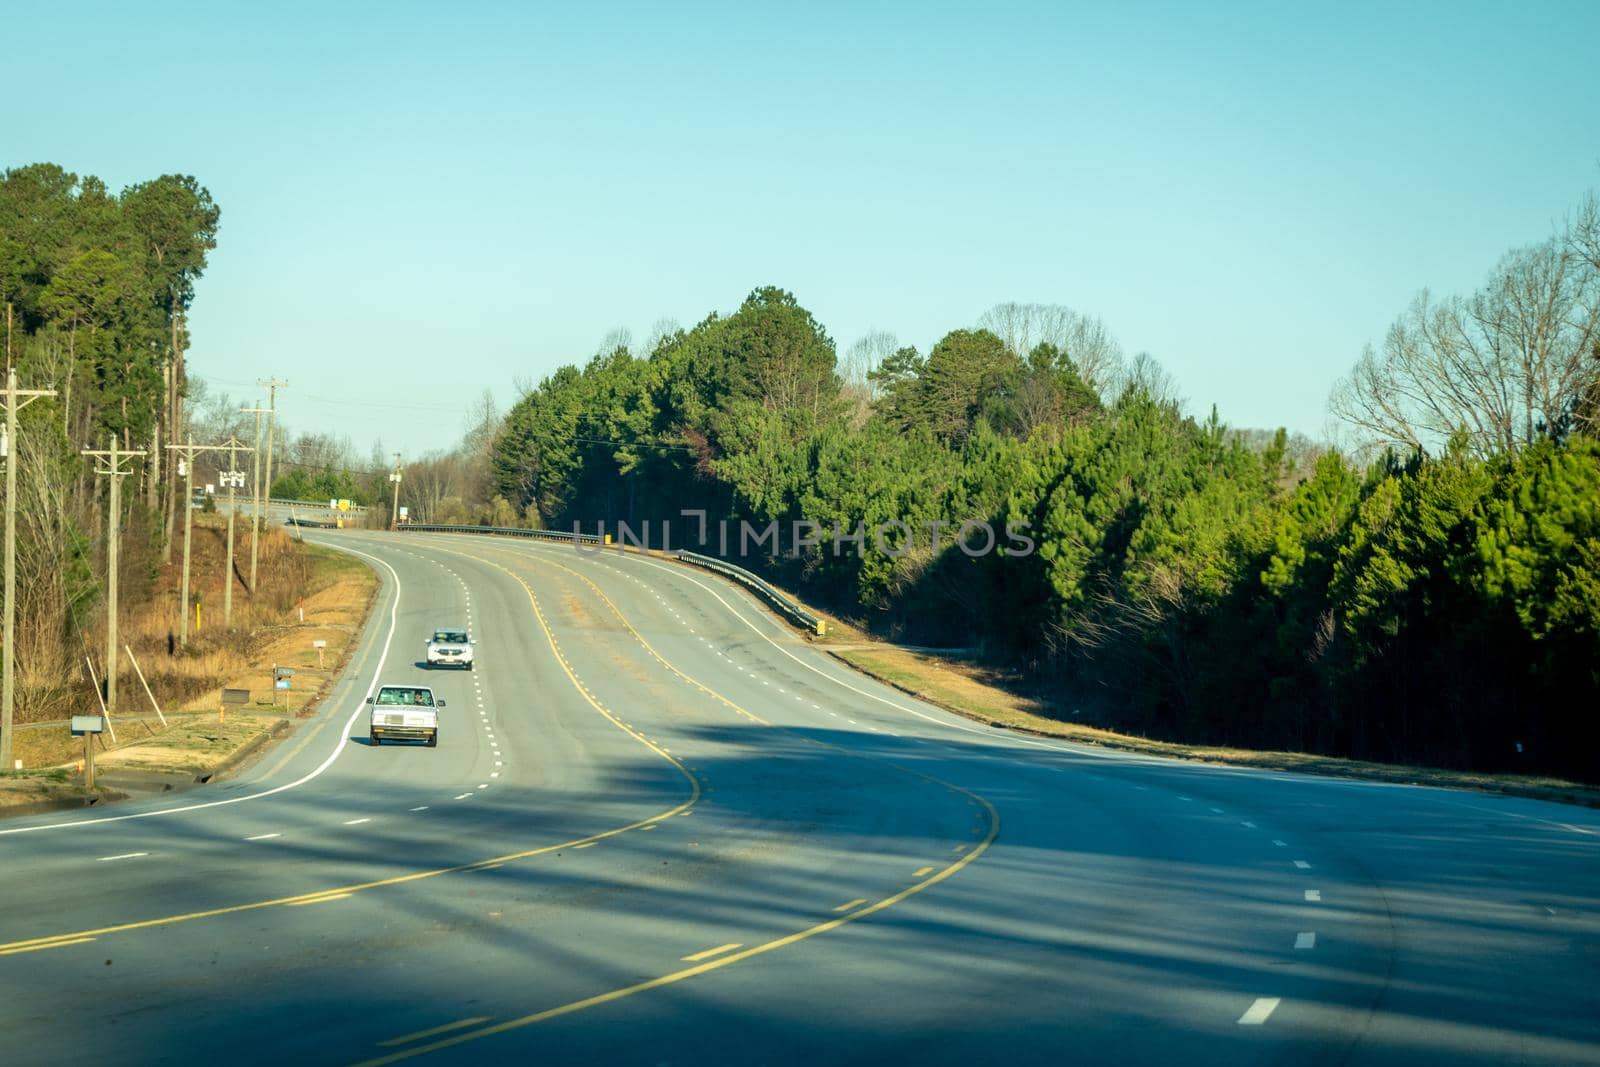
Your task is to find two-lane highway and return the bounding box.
[1,530,1595,1066]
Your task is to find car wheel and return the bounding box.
[427,733,438,748]
[370,734,381,746]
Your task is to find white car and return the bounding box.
[367,685,444,747]
[426,627,474,670]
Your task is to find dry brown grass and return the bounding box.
[3,523,377,794]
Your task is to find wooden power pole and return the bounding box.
[1,370,57,773]
[166,437,224,647]
[241,403,270,594]
[389,453,403,529]
[257,378,287,530]
[82,436,146,715]
[218,437,252,626]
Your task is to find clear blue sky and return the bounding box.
[8,1,1599,455]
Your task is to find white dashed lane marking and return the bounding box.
[96,852,148,862]
[245,833,281,841]
[1238,998,1280,1025]
[1295,932,1316,949]
[1305,890,1321,902]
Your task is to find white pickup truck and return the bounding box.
[425,627,474,670]
[366,685,445,747]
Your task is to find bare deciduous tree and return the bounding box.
[1332,236,1600,455]
[1115,351,1185,410]
[978,302,1125,399]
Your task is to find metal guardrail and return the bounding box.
[268,497,371,514]
[398,523,825,635]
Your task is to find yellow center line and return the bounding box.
[0,936,95,956]
[344,536,1001,1067]
[285,893,352,907]
[377,1017,492,1048]
[680,942,742,962]
[913,866,936,878]
[833,898,869,912]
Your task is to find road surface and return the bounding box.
[1,530,1595,1065]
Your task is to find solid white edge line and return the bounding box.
[0,542,406,837]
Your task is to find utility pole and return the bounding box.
[1,370,57,773]
[257,378,287,530]
[83,436,146,715]
[241,403,269,594]
[389,452,403,529]
[219,436,252,626]
[166,437,225,647]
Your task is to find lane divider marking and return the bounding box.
[355,536,1002,1066]
[0,936,95,956]
[377,1018,492,1048]
[681,942,742,963]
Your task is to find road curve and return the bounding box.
[0,529,1595,1066]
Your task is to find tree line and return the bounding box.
[477,193,1600,781]
[1,162,219,716]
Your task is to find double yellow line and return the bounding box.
[353,539,1000,1065]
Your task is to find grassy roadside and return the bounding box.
[827,643,1600,807]
[0,527,378,810]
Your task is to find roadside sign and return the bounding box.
[70,715,105,736]
[338,499,351,512]
[221,688,251,704]
[312,640,327,648]
[275,679,291,690]
[274,666,295,678]
[398,506,409,520]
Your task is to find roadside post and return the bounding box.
[273,665,294,712]
[71,715,105,790]
[313,639,327,669]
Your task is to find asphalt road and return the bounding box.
[1,529,1596,1066]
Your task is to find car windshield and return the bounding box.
[433,630,468,643]
[376,687,434,707]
